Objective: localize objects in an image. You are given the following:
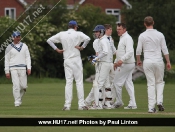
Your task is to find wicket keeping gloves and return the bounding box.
[87,55,96,62]
[91,57,99,65]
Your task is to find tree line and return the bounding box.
[0,0,174,79]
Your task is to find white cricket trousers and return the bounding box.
[85,64,115,105]
[10,69,27,106]
[93,62,113,106]
[64,56,85,108]
[85,76,112,105]
[143,61,165,110]
[113,63,136,106]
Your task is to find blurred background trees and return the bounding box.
[0,0,175,80]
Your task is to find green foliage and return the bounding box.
[0,2,119,78]
[0,17,19,75]
[122,0,175,49]
[0,1,67,78]
[83,62,95,79]
[1,1,175,79]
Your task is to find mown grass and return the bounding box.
[0,79,175,132]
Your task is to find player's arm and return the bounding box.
[113,50,119,70]
[25,45,31,75]
[91,40,107,64]
[119,37,134,66]
[76,32,90,50]
[111,38,117,55]
[4,47,10,79]
[160,35,171,70]
[96,40,108,59]
[164,54,171,70]
[136,55,141,66]
[47,34,64,54]
[136,35,143,66]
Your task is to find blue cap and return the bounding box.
[12,31,21,37]
[68,20,78,26]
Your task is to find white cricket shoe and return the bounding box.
[103,101,112,109]
[124,106,137,109]
[78,106,88,110]
[62,107,70,111]
[111,103,124,109]
[148,108,157,113]
[89,105,103,110]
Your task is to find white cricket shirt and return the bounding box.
[48,29,90,59]
[136,29,169,62]
[115,31,135,63]
[93,39,99,53]
[97,35,116,63]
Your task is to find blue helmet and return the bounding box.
[93,25,105,32]
[93,25,105,38]
[12,31,21,37]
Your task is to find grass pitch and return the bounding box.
[0,80,175,131]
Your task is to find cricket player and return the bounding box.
[90,25,116,109]
[112,23,137,109]
[4,31,31,107]
[136,16,171,113]
[84,38,99,108]
[47,20,90,110]
[103,24,116,107]
[85,39,113,109]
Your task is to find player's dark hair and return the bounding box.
[104,24,112,30]
[117,23,127,29]
[68,25,77,29]
[144,16,154,26]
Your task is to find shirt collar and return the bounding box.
[68,29,75,31]
[120,31,128,38]
[12,42,22,45]
[146,29,156,31]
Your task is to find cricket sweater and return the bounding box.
[4,42,31,74]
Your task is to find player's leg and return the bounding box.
[85,87,94,106]
[155,62,165,111]
[73,57,87,110]
[108,64,116,105]
[93,62,111,109]
[113,65,131,108]
[63,59,74,110]
[124,63,137,109]
[10,69,21,107]
[104,88,112,109]
[143,62,156,112]
[103,76,112,109]
[19,69,27,105]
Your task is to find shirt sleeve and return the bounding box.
[48,33,61,43]
[111,38,117,54]
[4,47,10,74]
[25,45,31,69]
[160,34,169,55]
[121,37,134,62]
[93,39,99,53]
[101,39,108,54]
[79,32,90,48]
[47,39,57,50]
[136,35,143,55]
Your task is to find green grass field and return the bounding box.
[0,80,175,132]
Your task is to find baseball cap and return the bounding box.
[68,20,78,26]
[12,31,21,37]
